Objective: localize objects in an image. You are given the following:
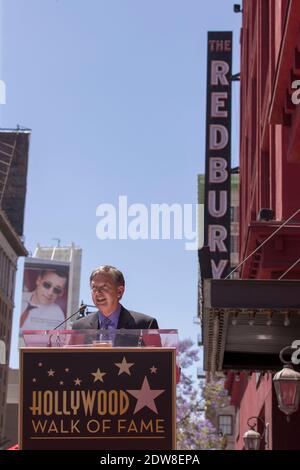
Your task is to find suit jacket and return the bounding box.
[72,305,158,330]
[72,305,158,346]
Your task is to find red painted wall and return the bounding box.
[239,0,300,274]
[233,0,300,449]
[235,374,273,450]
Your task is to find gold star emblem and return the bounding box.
[150,366,158,374]
[91,368,106,383]
[47,369,55,377]
[127,376,165,414]
[74,378,82,386]
[115,356,134,376]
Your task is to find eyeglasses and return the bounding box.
[42,281,64,295]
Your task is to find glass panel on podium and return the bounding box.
[20,329,178,349]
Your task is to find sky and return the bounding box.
[0,0,241,369]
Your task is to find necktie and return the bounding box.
[101,317,112,329]
[20,304,37,328]
[100,317,113,342]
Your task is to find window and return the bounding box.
[230,235,239,254]
[230,206,234,222]
[235,408,240,441]
[218,415,233,436]
[256,372,263,388]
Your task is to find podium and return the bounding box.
[19,329,177,450]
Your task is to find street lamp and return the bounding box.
[243,416,266,450]
[273,346,300,420]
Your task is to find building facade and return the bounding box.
[232,0,300,450]
[0,129,30,447]
[3,368,18,448]
[203,0,300,451]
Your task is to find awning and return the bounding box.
[203,279,300,372]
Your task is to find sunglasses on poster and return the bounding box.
[42,281,64,295]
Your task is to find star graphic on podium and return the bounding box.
[115,356,134,376]
[91,368,106,383]
[47,369,55,377]
[150,366,158,374]
[74,378,82,386]
[127,376,165,414]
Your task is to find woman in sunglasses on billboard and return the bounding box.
[20,269,68,331]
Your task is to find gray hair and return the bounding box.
[89,265,125,287]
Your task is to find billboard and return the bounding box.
[203,31,232,278]
[19,258,70,331]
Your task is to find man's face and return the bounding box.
[32,272,66,306]
[91,273,124,316]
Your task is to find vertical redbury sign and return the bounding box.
[204,32,232,278]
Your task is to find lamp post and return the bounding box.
[273,346,300,421]
[243,416,266,450]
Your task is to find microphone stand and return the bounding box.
[47,303,87,347]
[54,303,87,330]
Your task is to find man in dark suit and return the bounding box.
[72,266,178,379]
[72,265,158,331]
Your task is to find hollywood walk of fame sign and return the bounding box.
[19,347,176,450]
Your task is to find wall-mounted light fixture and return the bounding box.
[243,416,267,450]
[233,4,243,13]
[257,208,274,221]
[273,346,300,421]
